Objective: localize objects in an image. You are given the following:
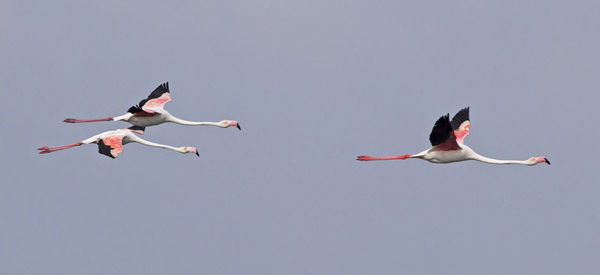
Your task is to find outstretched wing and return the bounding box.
[127,82,172,114]
[429,114,452,146]
[97,135,125,159]
[450,107,470,145]
[429,113,460,150]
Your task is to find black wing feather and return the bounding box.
[147,82,170,99]
[127,82,170,113]
[450,107,470,130]
[97,139,116,159]
[127,106,143,113]
[429,114,453,146]
[128,125,145,132]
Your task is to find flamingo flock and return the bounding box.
[39,82,240,158]
[39,84,549,167]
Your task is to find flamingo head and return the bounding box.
[530,156,550,165]
[183,146,199,157]
[220,120,241,130]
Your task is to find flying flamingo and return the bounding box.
[38,126,199,159]
[357,107,550,166]
[63,82,241,132]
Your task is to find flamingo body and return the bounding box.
[357,107,550,166]
[38,127,199,159]
[63,82,241,131]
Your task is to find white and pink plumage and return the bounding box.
[63,82,241,132]
[38,127,199,159]
[357,107,550,166]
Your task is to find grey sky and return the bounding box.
[1,0,599,274]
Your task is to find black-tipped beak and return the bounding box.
[545,158,550,165]
[236,123,241,130]
[195,151,199,157]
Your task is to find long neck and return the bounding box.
[129,136,184,153]
[469,152,531,165]
[167,115,222,127]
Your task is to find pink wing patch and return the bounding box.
[142,93,171,113]
[453,121,470,145]
[103,135,125,158]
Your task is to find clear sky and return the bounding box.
[1,0,599,274]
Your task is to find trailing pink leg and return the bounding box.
[63,117,113,123]
[356,154,412,161]
[38,142,83,153]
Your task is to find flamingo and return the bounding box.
[63,82,241,132]
[38,126,199,159]
[356,107,550,166]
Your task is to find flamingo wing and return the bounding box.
[127,125,145,135]
[97,135,125,158]
[429,114,452,146]
[429,113,460,150]
[450,107,470,145]
[128,82,172,114]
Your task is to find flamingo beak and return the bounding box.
[544,158,550,165]
[236,123,241,130]
[195,151,199,157]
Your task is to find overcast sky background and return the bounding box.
[1,0,599,274]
